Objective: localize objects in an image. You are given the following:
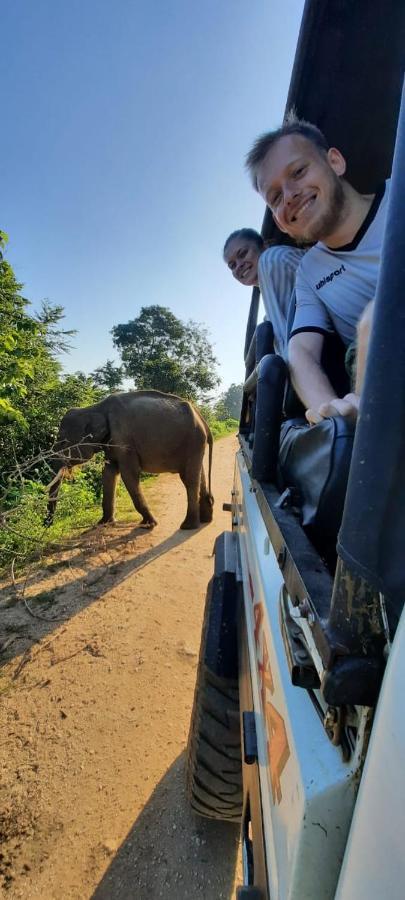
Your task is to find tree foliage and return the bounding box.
[215,383,243,420]
[112,305,220,401]
[0,234,103,491]
[91,359,124,391]
[0,232,42,425]
[35,299,76,355]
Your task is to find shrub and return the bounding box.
[0,468,101,572]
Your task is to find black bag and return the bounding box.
[278,416,355,550]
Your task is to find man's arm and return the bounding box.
[314,301,375,422]
[288,332,338,418]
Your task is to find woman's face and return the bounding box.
[224,237,261,287]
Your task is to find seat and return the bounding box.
[278,415,355,565]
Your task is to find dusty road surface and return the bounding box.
[0,434,243,899]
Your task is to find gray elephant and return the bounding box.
[46,390,214,530]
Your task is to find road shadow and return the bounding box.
[92,752,240,900]
[0,523,206,666]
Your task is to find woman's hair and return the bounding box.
[223,228,264,258]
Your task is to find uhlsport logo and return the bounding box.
[316,263,346,291]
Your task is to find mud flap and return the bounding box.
[203,531,240,680]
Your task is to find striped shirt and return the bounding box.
[258,245,306,358]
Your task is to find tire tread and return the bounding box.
[187,576,242,822]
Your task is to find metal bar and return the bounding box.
[244,287,260,362]
[244,368,258,396]
[245,331,256,375]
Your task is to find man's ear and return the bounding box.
[327,147,346,177]
[271,210,289,234]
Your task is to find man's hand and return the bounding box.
[288,334,361,425]
[306,392,360,425]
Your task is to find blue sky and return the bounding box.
[1,0,304,392]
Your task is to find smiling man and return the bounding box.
[223,228,304,359]
[246,114,390,422]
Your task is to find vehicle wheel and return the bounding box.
[187,574,243,822]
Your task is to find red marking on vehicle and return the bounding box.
[253,601,290,804]
[254,601,263,647]
[266,700,290,804]
[258,628,274,697]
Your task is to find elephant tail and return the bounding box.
[196,407,213,496]
[206,426,213,496]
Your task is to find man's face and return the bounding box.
[224,237,261,286]
[256,134,346,243]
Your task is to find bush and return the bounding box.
[79,455,104,500]
[197,405,238,437]
[0,467,102,572]
[208,418,238,440]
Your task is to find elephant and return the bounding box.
[45,390,214,530]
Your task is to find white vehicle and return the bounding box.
[187,2,405,897]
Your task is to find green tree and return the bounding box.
[0,231,41,424]
[112,305,220,401]
[91,359,124,391]
[0,234,77,429]
[215,383,243,420]
[35,300,76,355]
[0,232,103,490]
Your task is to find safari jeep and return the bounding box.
[187,2,405,897]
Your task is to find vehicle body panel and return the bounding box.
[234,451,359,899]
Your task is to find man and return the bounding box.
[223,227,305,359]
[245,114,389,422]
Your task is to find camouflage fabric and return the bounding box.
[345,341,357,389]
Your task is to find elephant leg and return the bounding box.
[99,461,119,524]
[119,460,157,527]
[179,455,203,530]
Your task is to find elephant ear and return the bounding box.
[84,412,109,447]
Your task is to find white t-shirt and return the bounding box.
[291,180,390,346]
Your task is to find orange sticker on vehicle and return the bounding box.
[253,598,290,804]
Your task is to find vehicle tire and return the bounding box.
[187,574,243,822]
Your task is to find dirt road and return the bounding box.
[0,434,242,899]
